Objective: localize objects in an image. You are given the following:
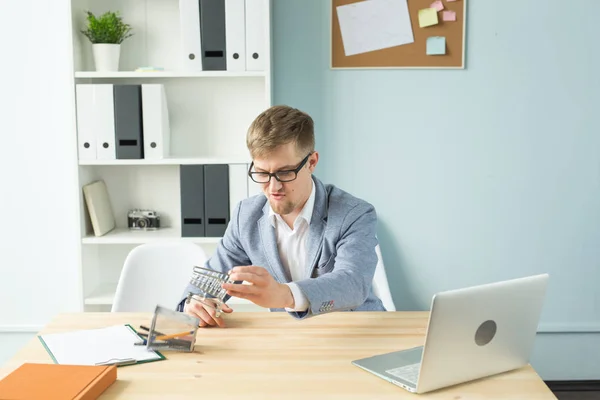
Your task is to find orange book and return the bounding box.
[0,363,116,400]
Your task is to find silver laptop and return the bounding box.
[352,274,549,394]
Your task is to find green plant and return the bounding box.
[81,11,133,44]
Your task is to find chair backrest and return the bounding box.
[111,241,207,312]
[372,244,396,311]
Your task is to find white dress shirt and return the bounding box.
[268,180,315,312]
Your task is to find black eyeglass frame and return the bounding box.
[248,152,312,183]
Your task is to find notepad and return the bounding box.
[0,363,117,400]
[38,324,164,366]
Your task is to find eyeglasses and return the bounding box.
[248,153,312,183]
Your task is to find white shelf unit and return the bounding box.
[78,156,251,166]
[75,71,266,78]
[82,228,224,244]
[69,0,272,312]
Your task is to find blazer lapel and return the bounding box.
[303,177,328,279]
[258,203,290,283]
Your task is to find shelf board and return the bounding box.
[78,156,250,166]
[84,283,116,305]
[84,282,255,307]
[82,228,222,244]
[75,71,266,79]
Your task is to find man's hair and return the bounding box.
[246,105,315,159]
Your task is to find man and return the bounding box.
[179,105,385,327]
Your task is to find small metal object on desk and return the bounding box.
[144,305,199,352]
[95,357,137,367]
[186,266,233,318]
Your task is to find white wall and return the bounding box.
[0,0,82,363]
[273,0,600,380]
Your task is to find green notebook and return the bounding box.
[38,324,165,367]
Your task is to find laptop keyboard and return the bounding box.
[385,363,421,385]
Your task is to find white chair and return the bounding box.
[111,241,395,312]
[111,241,207,312]
[372,244,396,311]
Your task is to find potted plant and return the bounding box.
[81,11,133,72]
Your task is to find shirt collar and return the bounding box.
[269,179,316,228]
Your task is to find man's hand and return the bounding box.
[184,297,233,328]
[223,266,294,309]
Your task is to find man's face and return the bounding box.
[251,142,318,216]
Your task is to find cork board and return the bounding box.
[331,0,466,69]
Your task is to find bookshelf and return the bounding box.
[81,228,224,244]
[75,71,266,78]
[69,0,271,312]
[78,156,251,166]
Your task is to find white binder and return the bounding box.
[142,84,171,159]
[245,0,267,71]
[228,163,249,218]
[75,85,97,160]
[179,0,203,70]
[94,84,116,160]
[225,0,246,72]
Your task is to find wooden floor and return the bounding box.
[548,380,600,399]
[555,392,600,400]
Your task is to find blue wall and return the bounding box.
[272,0,599,380]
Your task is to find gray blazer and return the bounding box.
[179,175,386,319]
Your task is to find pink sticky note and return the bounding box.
[442,10,456,21]
[430,0,444,11]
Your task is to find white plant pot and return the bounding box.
[92,44,121,72]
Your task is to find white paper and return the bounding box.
[336,0,414,56]
[39,325,162,365]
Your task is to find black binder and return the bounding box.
[199,0,227,70]
[204,164,230,237]
[180,165,206,237]
[113,85,144,159]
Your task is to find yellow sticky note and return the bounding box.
[418,8,438,28]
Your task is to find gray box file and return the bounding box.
[114,85,144,159]
[199,0,227,70]
[180,165,205,237]
[204,164,230,237]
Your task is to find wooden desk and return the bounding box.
[0,312,556,399]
